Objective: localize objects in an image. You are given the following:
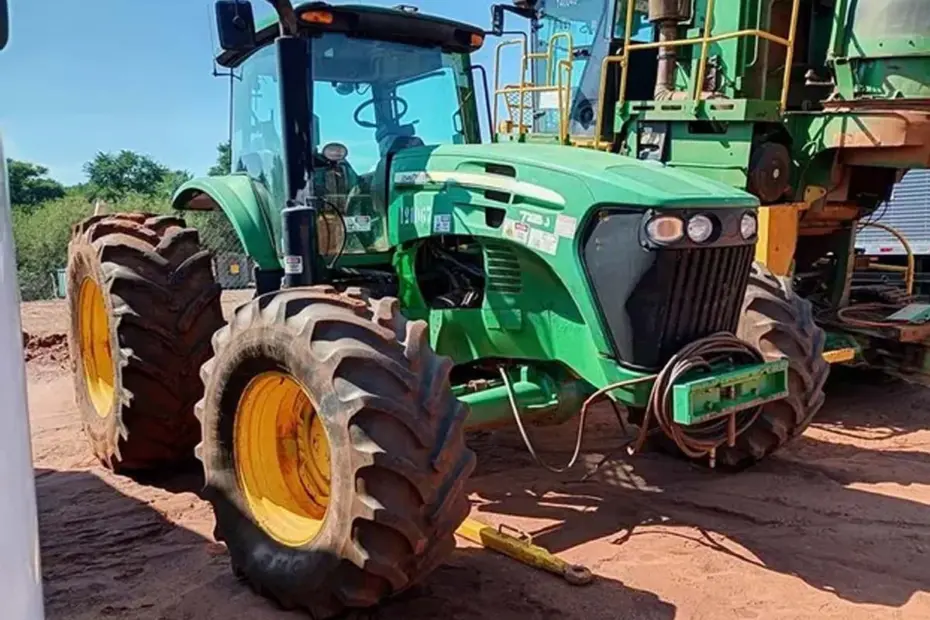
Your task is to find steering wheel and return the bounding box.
[353,95,409,129]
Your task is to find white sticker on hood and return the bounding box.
[528,228,559,256]
[555,214,578,238]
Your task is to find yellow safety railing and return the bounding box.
[594,0,802,149]
[493,33,575,143]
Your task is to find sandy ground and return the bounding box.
[22,296,930,620]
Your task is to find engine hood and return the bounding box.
[389,143,759,211]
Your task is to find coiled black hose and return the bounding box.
[630,332,766,461]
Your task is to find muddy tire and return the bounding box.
[718,261,829,467]
[66,212,223,471]
[197,286,475,618]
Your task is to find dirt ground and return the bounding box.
[22,295,930,620]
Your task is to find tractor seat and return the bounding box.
[376,123,424,157]
[372,131,425,209]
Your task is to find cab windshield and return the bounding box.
[231,33,478,258]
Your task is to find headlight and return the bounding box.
[740,212,758,239]
[686,214,714,243]
[645,215,684,244]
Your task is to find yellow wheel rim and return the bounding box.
[77,278,115,418]
[234,371,331,547]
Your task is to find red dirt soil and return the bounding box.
[22,298,930,620]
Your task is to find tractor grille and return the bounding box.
[625,245,754,368]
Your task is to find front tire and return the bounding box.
[719,261,829,467]
[66,212,223,471]
[197,286,474,617]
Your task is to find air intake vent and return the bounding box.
[483,241,522,294]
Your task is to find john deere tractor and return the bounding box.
[492,0,930,383]
[65,0,826,615]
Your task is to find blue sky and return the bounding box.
[0,0,506,185]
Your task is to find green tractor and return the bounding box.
[65,0,826,615]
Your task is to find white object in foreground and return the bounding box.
[0,134,46,620]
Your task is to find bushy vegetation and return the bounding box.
[10,143,233,301]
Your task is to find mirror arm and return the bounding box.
[489,4,538,37]
[264,0,299,37]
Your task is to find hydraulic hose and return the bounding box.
[830,221,916,331]
[501,332,767,474]
[858,221,915,296]
[836,303,909,330]
[499,367,588,473]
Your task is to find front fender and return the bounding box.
[171,175,281,271]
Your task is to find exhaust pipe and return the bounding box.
[648,0,719,101]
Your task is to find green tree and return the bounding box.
[83,150,171,201]
[7,159,65,210]
[208,141,232,176]
[158,169,193,198]
[13,192,174,301]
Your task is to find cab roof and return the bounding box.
[218,2,486,67]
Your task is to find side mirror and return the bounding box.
[491,5,505,36]
[215,0,256,52]
[0,0,9,51]
[489,3,537,37]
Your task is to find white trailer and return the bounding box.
[854,169,930,295]
[857,170,930,256]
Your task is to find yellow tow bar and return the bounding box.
[455,518,594,586]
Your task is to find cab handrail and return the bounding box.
[493,32,574,143]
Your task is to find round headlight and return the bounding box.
[687,214,714,243]
[740,212,758,239]
[645,215,684,244]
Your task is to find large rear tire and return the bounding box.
[197,286,474,618]
[66,212,224,471]
[718,261,829,467]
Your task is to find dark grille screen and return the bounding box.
[625,245,754,368]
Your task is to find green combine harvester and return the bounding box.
[63,0,930,615]
[493,0,930,383]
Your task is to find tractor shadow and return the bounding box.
[466,396,930,610]
[35,467,673,619]
[376,547,676,620]
[122,458,206,495]
[34,467,256,620]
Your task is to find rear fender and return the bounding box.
[171,176,281,271]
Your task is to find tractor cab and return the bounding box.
[216,3,485,264]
